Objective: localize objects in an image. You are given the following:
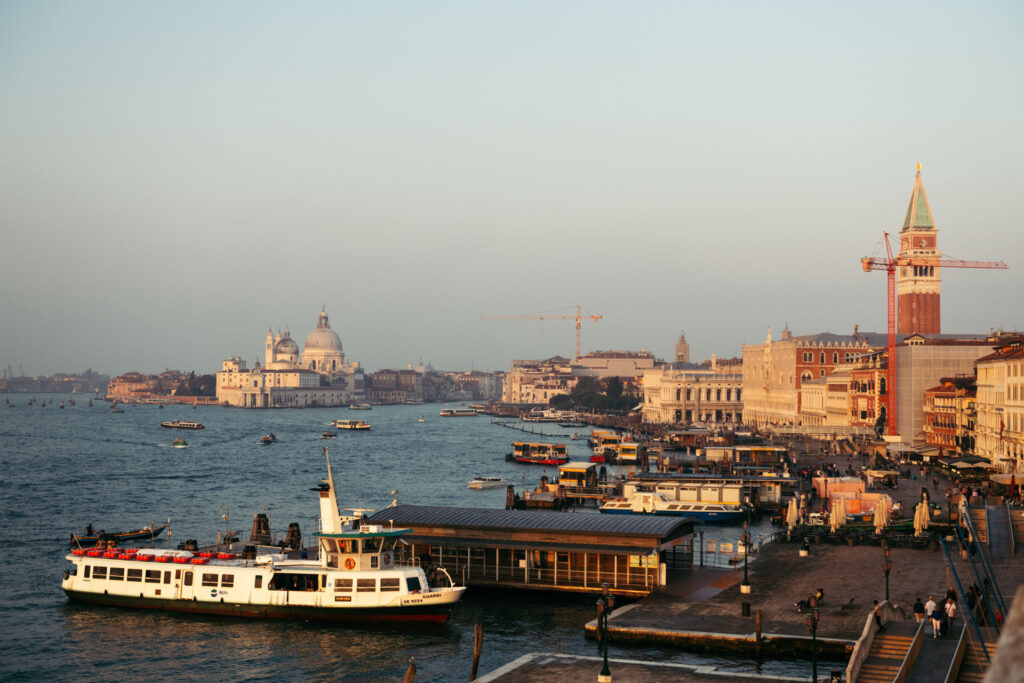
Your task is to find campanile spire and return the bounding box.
[897,164,941,334]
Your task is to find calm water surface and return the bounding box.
[0,396,836,681]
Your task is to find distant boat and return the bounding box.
[70,524,168,547]
[172,438,188,449]
[160,420,205,430]
[468,477,509,490]
[349,403,372,411]
[261,434,277,445]
[440,408,478,417]
[418,417,425,423]
[321,431,337,439]
[334,420,371,431]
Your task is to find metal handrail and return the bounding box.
[893,618,925,683]
[959,501,1008,618]
[1006,500,1015,557]
[943,621,969,683]
[938,536,990,664]
[953,525,1000,634]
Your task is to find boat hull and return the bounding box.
[63,589,457,624]
[510,456,569,466]
[71,524,168,545]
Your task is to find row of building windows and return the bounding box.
[674,388,741,402]
[800,351,857,364]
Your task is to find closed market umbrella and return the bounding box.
[874,497,889,534]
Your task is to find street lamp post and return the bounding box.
[805,596,819,682]
[740,517,751,594]
[882,547,892,603]
[596,582,615,682]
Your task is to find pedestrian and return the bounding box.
[873,600,886,633]
[945,586,956,604]
[925,596,940,638]
[913,597,925,623]
[945,598,957,625]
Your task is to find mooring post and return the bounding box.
[755,610,763,657]
[471,622,483,680]
[402,657,416,683]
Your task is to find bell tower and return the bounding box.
[897,164,940,334]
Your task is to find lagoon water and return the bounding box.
[0,396,831,681]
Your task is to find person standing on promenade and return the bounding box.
[913,597,925,623]
[873,600,886,633]
[945,598,958,631]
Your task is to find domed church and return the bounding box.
[217,308,364,408]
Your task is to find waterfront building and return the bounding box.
[216,308,364,408]
[641,360,742,426]
[741,327,884,428]
[501,357,576,405]
[897,166,941,335]
[366,369,423,404]
[923,376,976,458]
[975,336,1024,473]
[570,350,657,379]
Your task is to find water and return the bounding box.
[0,395,835,680]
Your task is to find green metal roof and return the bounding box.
[902,167,935,230]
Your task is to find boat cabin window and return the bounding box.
[221,575,234,588]
[334,578,353,592]
[83,565,91,579]
[380,578,400,592]
[127,569,142,582]
[254,576,262,589]
[145,570,161,584]
[268,573,319,592]
[356,578,376,593]
[202,573,218,587]
[362,537,380,553]
[110,567,124,581]
[406,577,422,592]
[183,572,193,586]
[164,571,171,584]
[93,566,106,580]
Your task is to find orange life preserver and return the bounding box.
[344,558,355,570]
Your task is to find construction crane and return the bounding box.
[860,232,1007,435]
[484,305,603,360]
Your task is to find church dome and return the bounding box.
[274,327,299,356]
[305,308,343,351]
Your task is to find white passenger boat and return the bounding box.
[467,477,509,490]
[61,451,466,623]
[333,420,371,431]
[600,491,747,522]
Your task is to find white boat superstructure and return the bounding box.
[467,477,509,490]
[61,450,465,623]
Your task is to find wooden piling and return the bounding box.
[471,622,483,680]
[755,610,763,658]
[402,657,416,683]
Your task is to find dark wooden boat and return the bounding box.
[71,524,168,547]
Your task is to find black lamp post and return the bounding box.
[596,582,614,682]
[882,547,892,603]
[740,517,751,594]
[805,596,819,682]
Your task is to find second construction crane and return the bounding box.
[484,305,602,360]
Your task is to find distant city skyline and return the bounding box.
[2,2,1022,376]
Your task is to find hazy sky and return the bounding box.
[2,1,1022,376]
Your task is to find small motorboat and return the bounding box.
[71,523,168,547]
[334,420,371,431]
[418,417,425,423]
[321,431,337,439]
[172,438,188,448]
[570,432,585,440]
[261,433,277,445]
[468,477,509,490]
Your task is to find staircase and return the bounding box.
[857,631,914,683]
[955,632,998,683]
[967,506,988,543]
[1010,508,1024,546]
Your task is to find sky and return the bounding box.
[1,1,1022,377]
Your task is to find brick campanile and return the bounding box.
[897,165,941,334]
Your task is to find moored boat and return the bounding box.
[505,441,569,466]
[61,451,466,623]
[467,477,509,490]
[599,491,746,522]
[348,403,372,410]
[160,420,205,430]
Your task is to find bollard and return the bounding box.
[742,602,750,617]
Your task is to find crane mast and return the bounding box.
[483,305,603,360]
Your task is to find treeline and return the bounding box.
[549,376,639,413]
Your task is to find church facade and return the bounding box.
[216,308,365,408]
